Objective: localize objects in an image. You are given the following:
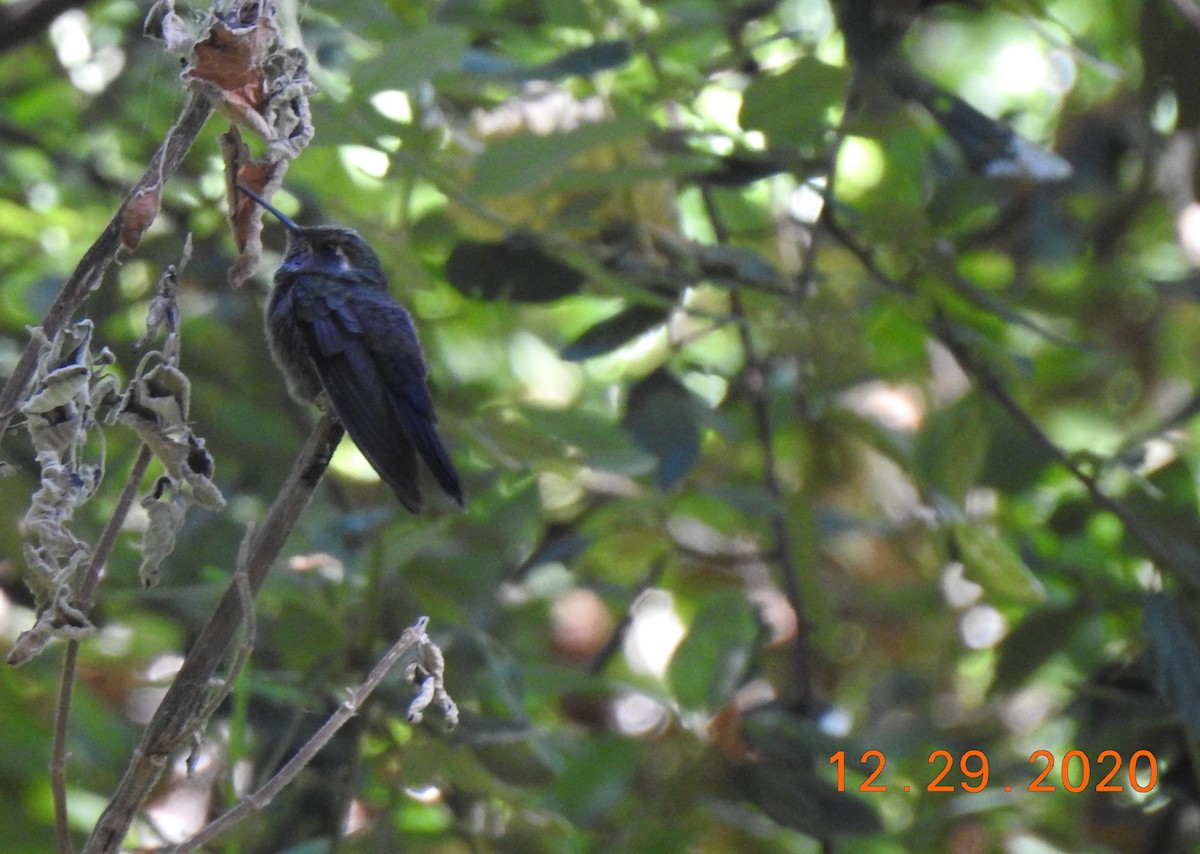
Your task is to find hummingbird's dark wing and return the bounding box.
[291,277,464,511]
[350,290,465,507]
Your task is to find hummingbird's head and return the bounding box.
[237,185,386,287]
[279,226,386,286]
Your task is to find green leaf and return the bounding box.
[693,244,782,290]
[525,40,633,80]
[992,605,1084,693]
[560,304,668,361]
[445,234,585,302]
[737,763,881,838]
[951,522,1044,604]
[470,735,562,788]
[739,57,848,150]
[621,369,703,490]
[914,394,988,504]
[553,735,641,823]
[864,300,930,376]
[471,117,649,196]
[460,40,632,82]
[354,24,469,91]
[731,707,881,836]
[1146,592,1200,743]
[520,407,652,473]
[979,400,1056,493]
[669,590,762,709]
[1111,460,1200,588]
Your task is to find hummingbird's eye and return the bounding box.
[316,241,346,261]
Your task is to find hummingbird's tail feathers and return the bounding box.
[403,406,466,509]
[314,345,425,512]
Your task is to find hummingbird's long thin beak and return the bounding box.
[236,184,303,234]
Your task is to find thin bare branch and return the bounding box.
[172,617,452,853]
[0,93,213,440]
[51,444,153,854]
[933,319,1200,593]
[82,414,344,854]
[700,186,816,716]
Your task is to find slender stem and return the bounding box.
[78,446,154,609]
[171,620,431,854]
[50,643,80,854]
[699,186,815,715]
[934,321,1200,592]
[0,94,213,439]
[50,445,153,854]
[82,415,344,854]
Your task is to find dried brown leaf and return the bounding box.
[118,356,226,512]
[221,126,288,287]
[121,185,163,250]
[182,2,278,137]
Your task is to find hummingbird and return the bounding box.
[238,185,465,513]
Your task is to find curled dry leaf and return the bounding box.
[137,233,193,362]
[121,183,164,252]
[261,48,315,161]
[404,623,459,728]
[123,244,224,588]
[7,584,96,666]
[173,0,317,148]
[143,0,191,52]
[14,321,115,662]
[222,126,289,287]
[158,0,316,286]
[138,476,193,588]
[181,0,280,138]
[222,127,285,251]
[118,354,226,512]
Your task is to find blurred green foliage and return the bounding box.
[4,0,1200,851]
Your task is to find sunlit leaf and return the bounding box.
[472,117,649,197]
[669,590,762,709]
[914,394,988,504]
[952,522,1044,604]
[739,57,848,150]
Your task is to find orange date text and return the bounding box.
[829,749,1158,794]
